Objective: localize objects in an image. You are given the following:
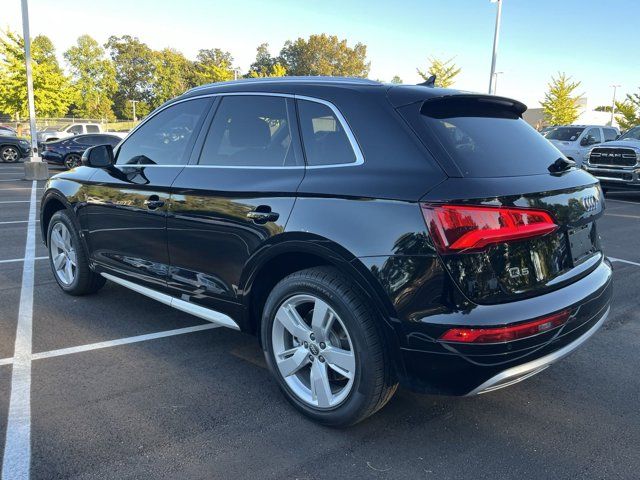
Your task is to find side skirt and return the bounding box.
[101,272,240,330]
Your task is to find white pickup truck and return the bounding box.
[37,123,127,143]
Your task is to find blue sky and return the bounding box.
[3,0,639,108]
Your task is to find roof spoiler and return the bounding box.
[421,94,528,117]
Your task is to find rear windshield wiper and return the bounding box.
[548,157,575,174]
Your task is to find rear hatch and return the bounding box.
[395,92,605,304]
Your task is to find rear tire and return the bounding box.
[64,153,82,169]
[47,210,105,295]
[261,266,397,426]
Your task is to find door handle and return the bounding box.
[247,206,279,224]
[144,195,165,210]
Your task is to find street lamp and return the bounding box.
[21,0,49,180]
[493,71,504,95]
[610,84,621,126]
[488,0,503,95]
[130,100,138,122]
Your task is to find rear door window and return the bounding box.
[404,96,564,177]
[86,125,100,133]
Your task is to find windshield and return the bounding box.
[43,124,68,132]
[546,127,585,141]
[408,97,564,177]
[619,126,640,141]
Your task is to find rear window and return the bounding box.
[408,97,565,177]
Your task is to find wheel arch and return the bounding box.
[40,191,74,245]
[239,234,400,345]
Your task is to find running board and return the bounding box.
[101,273,240,330]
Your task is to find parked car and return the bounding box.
[546,125,620,166]
[0,125,17,137]
[583,125,640,191]
[42,134,122,169]
[40,77,612,426]
[37,122,103,144]
[0,135,31,163]
[539,126,556,137]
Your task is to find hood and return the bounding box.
[593,139,640,150]
[549,139,576,148]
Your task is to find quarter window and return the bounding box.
[199,96,298,167]
[297,100,357,166]
[116,98,210,166]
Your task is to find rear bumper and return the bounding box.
[395,258,613,395]
[466,305,608,395]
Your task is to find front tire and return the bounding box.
[261,266,397,426]
[0,145,20,163]
[47,210,105,295]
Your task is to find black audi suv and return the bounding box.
[40,77,612,426]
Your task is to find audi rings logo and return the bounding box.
[582,195,598,212]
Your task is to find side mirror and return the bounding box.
[82,144,114,168]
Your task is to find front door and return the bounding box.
[84,97,212,290]
[167,94,305,319]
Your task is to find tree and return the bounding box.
[278,34,370,77]
[0,30,72,118]
[417,57,460,88]
[247,43,286,78]
[540,73,583,125]
[594,105,612,112]
[611,89,640,131]
[193,48,235,85]
[64,35,117,119]
[390,75,403,84]
[151,48,195,108]
[105,35,155,119]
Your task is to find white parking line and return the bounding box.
[605,213,640,220]
[0,257,47,265]
[607,199,640,206]
[0,179,23,183]
[0,220,40,225]
[0,188,44,191]
[0,324,220,366]
[0,201,31,204]
[2,181,37,480]
[609,257,640,267]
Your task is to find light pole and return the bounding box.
[130,100,138,122]
[493,71,504,94]
[21,0,49,180]
[610,84,621,126]
[488,0,503,95]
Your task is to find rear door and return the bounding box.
[166,94,304,317]
[84,97,211,290]
[397,95,604,304]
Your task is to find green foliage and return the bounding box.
[615,89,640,131]
[278,34,369,77]
[417,57,460,88]
[247,43,286,78]
[151,48,195,108]
[390,75,403,84]
[105,35,155,119]
[64,35,117,120]
[540,73,583,125]
[193,48,235,85]
[594,105,612,112]
[0,30,72,118]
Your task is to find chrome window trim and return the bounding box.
[117,92,364,170]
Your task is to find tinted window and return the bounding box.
[620,126,640,141]
[413,97,565,177]
[546,127,585,141]
[583,128,602,145]
[199,96,298,167]
[86,125,100,133]
[117,98,209,165]
[297,100,356,166]
[68,125,83,134]
[603,128,618,142]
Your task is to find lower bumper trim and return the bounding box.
[465,306,609,396]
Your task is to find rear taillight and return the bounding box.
[421,204,558,254]
[439,310,570,343]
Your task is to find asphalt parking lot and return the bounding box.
[0,162,638,480]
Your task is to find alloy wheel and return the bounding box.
[64,154,81,169]
[271,294,356,409]
[1,147,19,163]
[50,222,77,286]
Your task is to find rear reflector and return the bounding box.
[421,204,558,254]
[439,310,571,343]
